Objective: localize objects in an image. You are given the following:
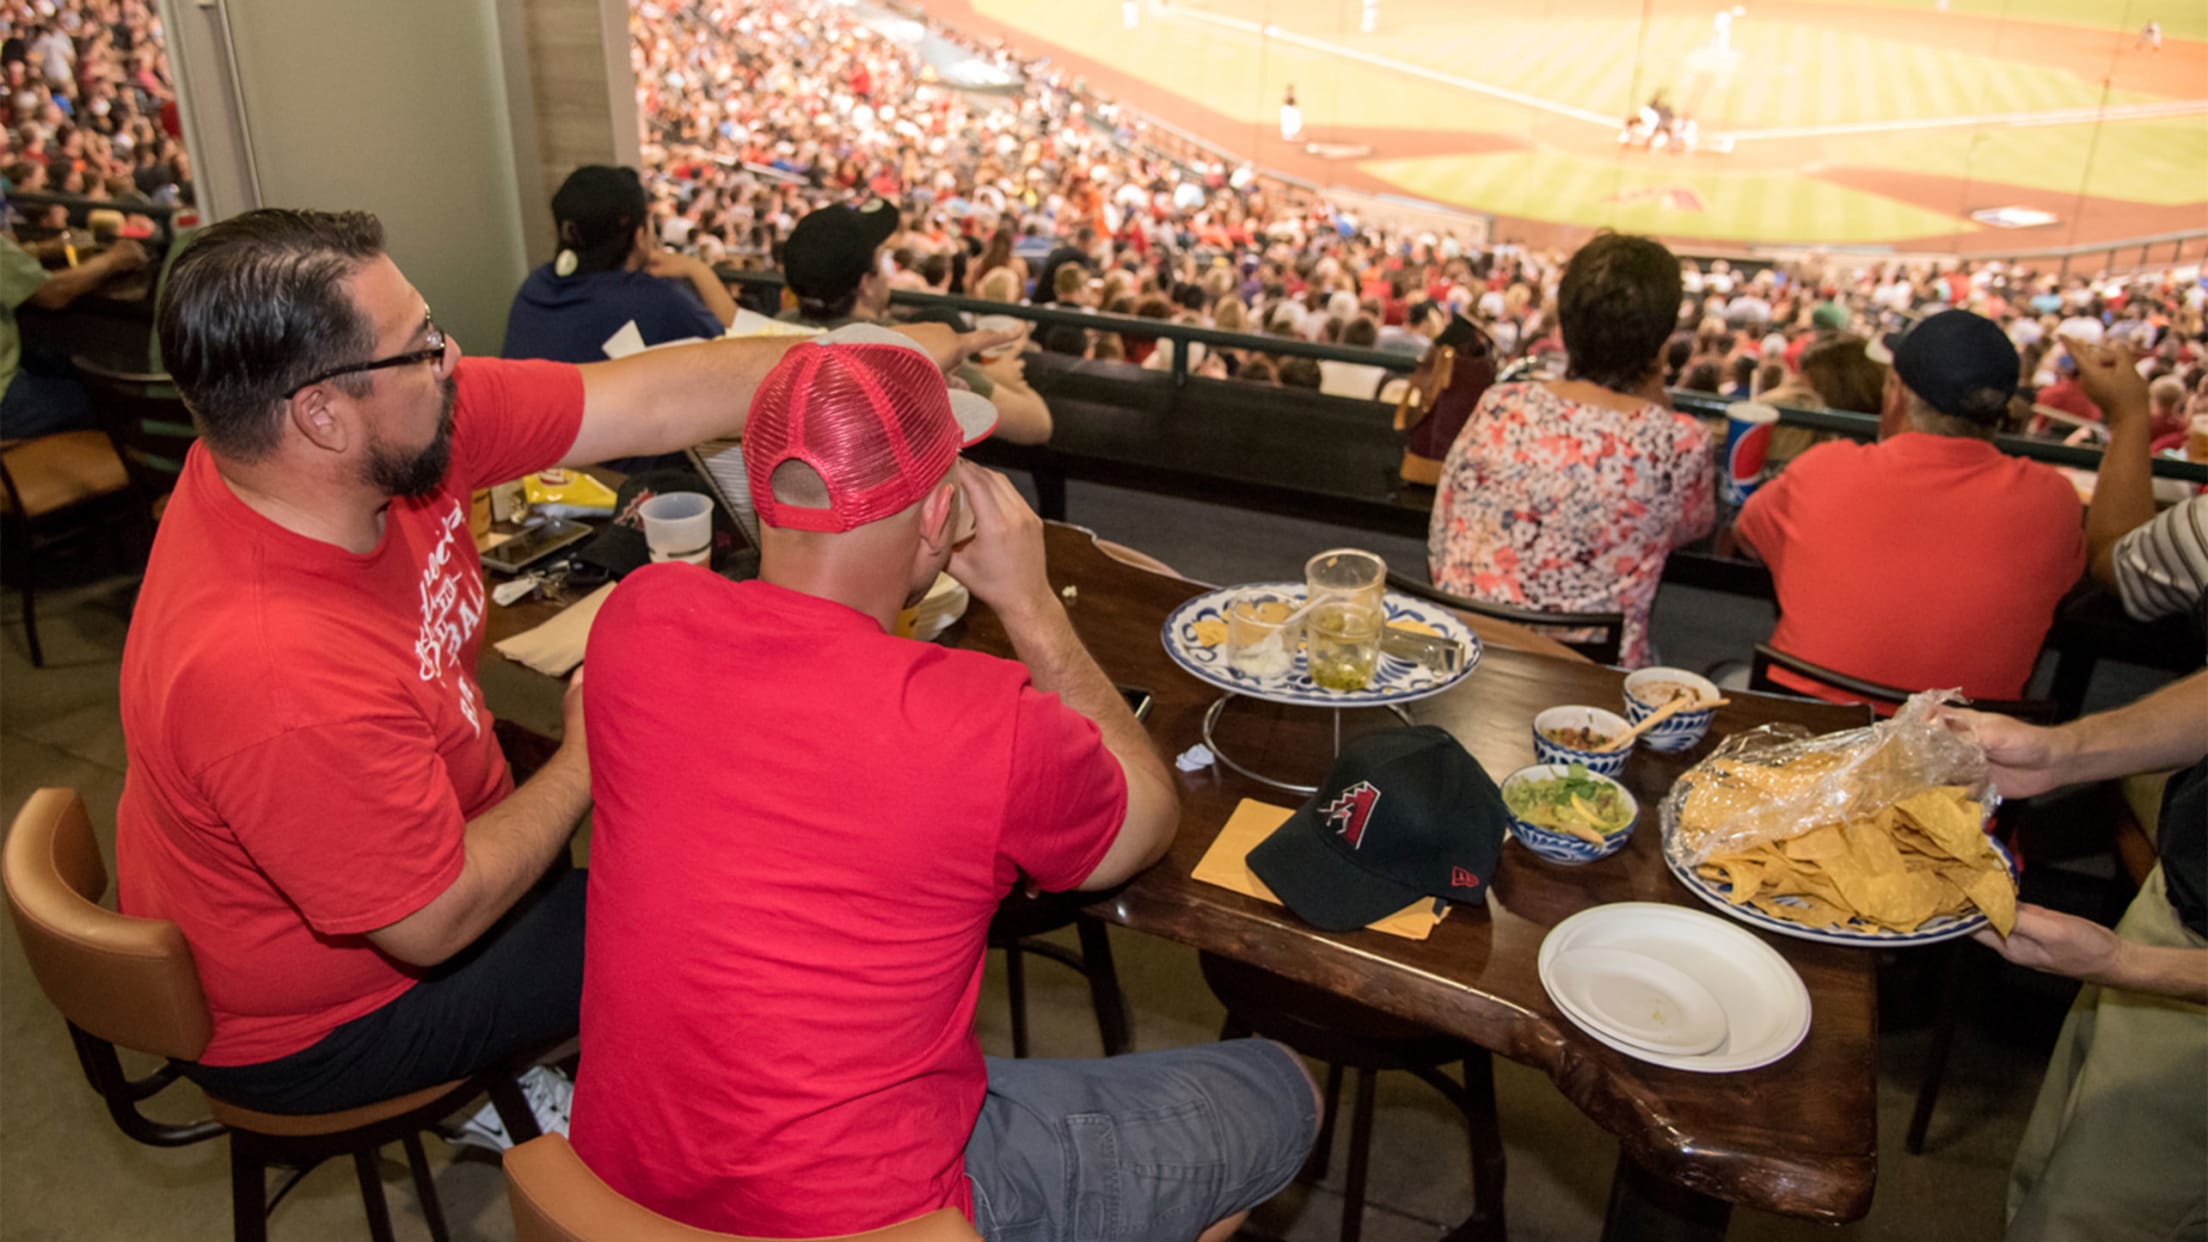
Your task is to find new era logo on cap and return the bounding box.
[1247,726,1508,932]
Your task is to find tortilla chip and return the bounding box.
[1783,824,1850,863]
[1192,619,1229,648]
[1963,867,2019,937]
[1750,893,1851,928]
[1387,618,1441,637]
[1708,853,1767,905]
[1844,818,1909,878]
[1894,788,1990,863]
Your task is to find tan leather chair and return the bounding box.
[4,788,542,1242]
[504,1134,983,1242]
[0,430,131,666]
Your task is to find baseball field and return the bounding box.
[907,0,2208,253]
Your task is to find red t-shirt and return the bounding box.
[115,358,585,1066]
[570,570,1126,1235]
[2037,377,2103,425]
[1735,433,2084,702]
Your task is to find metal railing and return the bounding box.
[720,268,2208,484]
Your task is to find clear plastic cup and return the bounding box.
[1227,589,1297,679]
[1305,548,1386,613]
[1306,599,1382,692]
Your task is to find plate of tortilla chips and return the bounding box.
[1663,785,2018,946]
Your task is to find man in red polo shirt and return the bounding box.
[1736,309,2084,703]
[573,327,1318,1237]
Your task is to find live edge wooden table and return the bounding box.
[485,522,1878,1241]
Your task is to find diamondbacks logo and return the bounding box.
[1320,781,1382,848]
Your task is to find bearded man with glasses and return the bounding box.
[111,208,1002,1141]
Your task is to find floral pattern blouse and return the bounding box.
[1427,381,1715,666]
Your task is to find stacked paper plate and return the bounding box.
[1537,903,1811,1073]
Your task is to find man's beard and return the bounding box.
[365,375,458,500]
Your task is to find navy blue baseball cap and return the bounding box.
[1247,726,1507,932]
[1888,309,2018,424]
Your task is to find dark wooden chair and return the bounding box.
[0,431,134,665]
[1747,644,2061,724]
[71,356,196,534]
[1201,954,1504,1242]
[4,787,544,1242]
[988,891,1131,1058]
[1384,569,1625,666]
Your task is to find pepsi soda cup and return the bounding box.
[1720,401,1780,507]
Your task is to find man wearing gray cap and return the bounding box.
[1736,308,2083,702]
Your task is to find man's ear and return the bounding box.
[289,386,349,455]
[916,477,958,553]
[1879,370,1907,437]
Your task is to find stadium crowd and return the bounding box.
[0,1,2200,1241]
[0,0,191,228]
[629,0,2208,439]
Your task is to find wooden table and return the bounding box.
[483,522,1879,1237]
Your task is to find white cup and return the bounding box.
[640,491,714,564]
[974,314,1026,364]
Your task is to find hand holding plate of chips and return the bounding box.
[1659,692,2020,947]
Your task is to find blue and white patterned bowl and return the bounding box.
[1531,706,1634,776]
[1501,764,1639,866]
[1622,668,1720,753]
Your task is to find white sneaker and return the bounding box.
[447,1065,573,1152]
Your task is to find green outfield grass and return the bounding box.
[1361,148,1978,243]
[971,0,1534,131]
[963,0,2206,246]
[1819,115,2208,206]
[1187,0,2168,129]
[1847,0,2204,43]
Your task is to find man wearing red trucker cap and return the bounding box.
[575,325,1319,1238]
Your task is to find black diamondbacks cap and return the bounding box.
[1891,308,2018,424]
[1247,726,1507,932]
[783,200,900,303]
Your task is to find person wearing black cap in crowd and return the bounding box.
[501,164,737,366]
[780,199,1053,444]
[1734,308,2084,704]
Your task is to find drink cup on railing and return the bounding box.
[1721,401,1780,507]
[974,314,1025,364]
[2187,415,2208,465]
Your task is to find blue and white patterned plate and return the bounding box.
[1161,583,1481,707]
[1663,833,2016,947]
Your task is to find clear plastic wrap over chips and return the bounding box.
[1660,690,1995,870]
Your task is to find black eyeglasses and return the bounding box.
[286,314,448,398]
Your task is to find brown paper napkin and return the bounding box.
[491,583,616,677]
[1192,798,1448,941]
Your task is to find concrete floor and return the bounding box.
[0,480,2147,1241]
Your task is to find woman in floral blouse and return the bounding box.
[1427,233,1714,666]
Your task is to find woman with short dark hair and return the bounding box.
[1428,232,1714,665]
